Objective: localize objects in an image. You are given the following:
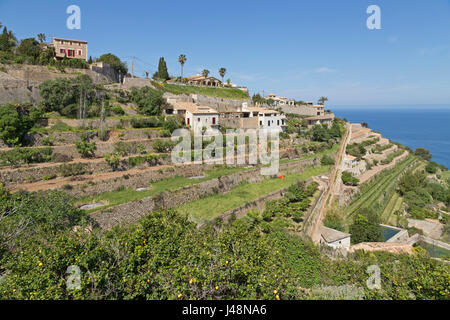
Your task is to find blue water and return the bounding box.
[332,105,450,169]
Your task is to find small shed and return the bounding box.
[320,226,351,249]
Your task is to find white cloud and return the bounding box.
[314,67,337,73]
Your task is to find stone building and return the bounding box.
[52,37,88,61]
[166,101,219,132]
[266,93,295,106]
[320,226,351,249]
[184,74,222,87]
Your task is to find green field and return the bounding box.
[79,165,252,213]
[152,81,250,100]
[343,155,418,224]
[177,165,331,223]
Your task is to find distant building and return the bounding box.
[166,101,219,132]
[185,74,222,87]
[344,154,359,168]
[320,226,351,249]
[266,93,295,106]
[219,104,286,132]
[52,37,88,61]
[305,113,335,127]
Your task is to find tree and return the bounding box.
[88,56,93,64]
[98,53,128,75]
[0,103,42,145]
[130,86,168,116]
[155,57,169,80]
[318,96,328,106]
[342,171,359,186]
[178,54,187,78]
[202,69,210,78]
[16,38,41,61]
[415,148,432,161]
[349,208,383,244]
[219,67,226,83]
[252,93,264,105]
[37,33,46,43]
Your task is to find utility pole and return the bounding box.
[131,56,134,78]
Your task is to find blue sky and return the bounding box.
[1,0,450,105]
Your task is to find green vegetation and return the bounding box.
[151,81,249,100]
[342,171,359,186]
[0,103,43,145]
[39,75,95,118]
[79,166,252,212]
[153,57,169,80]
[349,208,383,244]
[346,137,380,159]
[178,165,331,223]
[97,53,128,75]
[380,149,405,165]
[307,120,342,143]
[0,147,53,167]
[0,187,448,300]
[343,156,417,224]
[415,147,432,161]
[75,135,97,158]
[397,168,450,220]
[321,155,335,166]
[129,86,170,116]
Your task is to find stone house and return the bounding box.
[51,37,88,61]
[184,74,222,87]
[305,113,335,128]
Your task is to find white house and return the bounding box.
[320,226,351,249]
[168,101,219,132]
[344,154,359,168]
[266,93,295,106]
[242,106,287,132]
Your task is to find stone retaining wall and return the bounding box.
[89,157,320,229]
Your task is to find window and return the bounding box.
[212,117,216,125]
[198,118,200,122]
[277,120,280,125]
[78,50,82,56]
[60,49,65,54]
[260,121,262,126]
[70,42,72,45]
[187,118,190,125]
[60,40,64,44]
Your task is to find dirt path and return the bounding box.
[310,123,351,243]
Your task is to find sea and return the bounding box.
[331,105,450,169]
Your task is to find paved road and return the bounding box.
[310,123,352,243]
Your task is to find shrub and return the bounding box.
[105,152,122,171]
[342,171,359,186]
[349,208,383,244]
[58,163,86,177]
[321,155,335,166]
[130,87,169,116]
[0,147,53,166]
[75,135,97,158]
[153,139,175,153]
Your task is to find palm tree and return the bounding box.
[202,69,210,78]
[178,54,187,79]
[318,96,328,105]
[218,67,226,84]
[37,33,46,43]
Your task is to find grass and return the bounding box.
[152,81,250,100]
[177,165,331,223]
[78,165,256,213]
